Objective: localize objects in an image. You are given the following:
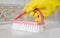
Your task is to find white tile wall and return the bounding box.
[0,0,60,23]
[45,7,60,22]
[0,0,30,23]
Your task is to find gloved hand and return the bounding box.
[22,0,60,22]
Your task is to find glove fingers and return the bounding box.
[34,13,39,22]
[29,10,39,22]
[29,11,35,16]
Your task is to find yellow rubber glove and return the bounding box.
[22,0,60,22]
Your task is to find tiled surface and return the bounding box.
[0,0,30,23]
[45,7,60,21]
[0,4,24,22]
[0,0,60,23]
[0,5,60,23]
